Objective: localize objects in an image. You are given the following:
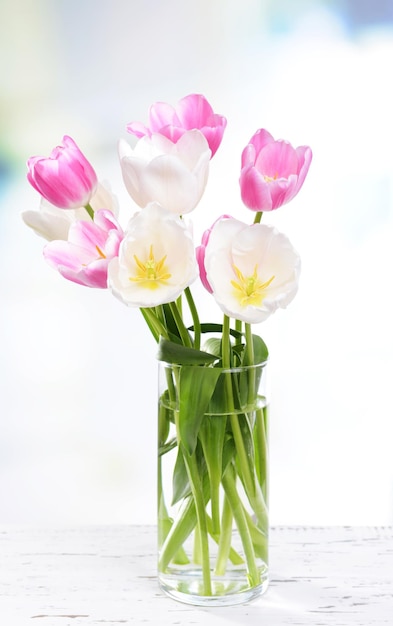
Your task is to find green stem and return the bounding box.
[222,315,231,368]
[141,307,168,342]
[200,417,226,535]
[230,413,268,531]
[157,458,190,566]
[253,211,263,224]
[255,406,269,502]
[206,511,244,566]
[181,449,212,595]
[222,465,259,586]
[223,318,253,497]
[215,495,234,575]
[184,287,201,350]
[155,305,166,328]
[158,495,197,572]
[167,361,211,593]
[244,323,254,365]
[169,301,192,348]
[244,322,257,405]
[193,520,202,565]
[222,316,268,529]
[243,500,268,564]
[84,203,94,220]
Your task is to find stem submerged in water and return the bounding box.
[157,315,269,599]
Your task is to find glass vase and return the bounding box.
[157,360,269,606]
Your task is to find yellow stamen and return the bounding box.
[263,172,279,183]
[95,245,106,259]
[231,264,275,307]
[129,245,171,291]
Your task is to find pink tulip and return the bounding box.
[196,215,232,293]
[240,129,312,212]
[43,209,123,288]
[126,94,227,157]
[27,135,98,209]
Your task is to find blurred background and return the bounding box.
[1,0,392,526]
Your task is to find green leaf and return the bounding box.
[222,436,236,473]
[189,323,243,339]
[158,437,177,457]
[232,342,245,365]
[199,415,227,533]
[207,372,230,414]
[158,391,171,447]
[157,515,190,564]
[252,334,269,364]
[162,303,181,340]
[158,496,197,572]
[157,338,217,365]
[179,366,222,455]
[172,447,191,504]
[203,338,222,358]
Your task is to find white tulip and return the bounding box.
[204,218,300,323]
[22,182,119,242]
[118,130,210,215]
[108,202,198,307]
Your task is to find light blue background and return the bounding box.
[1,0,392,525]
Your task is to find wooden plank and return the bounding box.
[0,526,392,625]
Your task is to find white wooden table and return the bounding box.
[0,526,392,625]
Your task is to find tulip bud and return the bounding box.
[27,135,97,210]
[240,129,312,212]
[127,93,227,158]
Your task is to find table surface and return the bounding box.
[0,525,392,625]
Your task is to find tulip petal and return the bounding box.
[266,175,298,210]
[44,240,92,270]
[249,129,274,153]
[176,94,214,127]
[240,167,274,212]
[149,102,179,129]
[294,145,313,192]
[22,206,72,241]
[126,93,226,157]
[255,141,298,179]
[204,218,300,323]
[141,155,199,214]
[42,209,123,289]
[125,121,151,138]
[175,129,211,168]
[119,132,210,214]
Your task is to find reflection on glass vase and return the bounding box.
[157,360,269,606]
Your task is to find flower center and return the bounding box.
[129,245,172,290]
[231,264,275,307]
[263,172,279,183]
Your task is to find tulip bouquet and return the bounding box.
[23,94,312,605]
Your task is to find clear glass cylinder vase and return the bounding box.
[157,360,269,606]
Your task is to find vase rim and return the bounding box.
[157,359,269,371]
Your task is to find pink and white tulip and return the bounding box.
[126,93,226,157]
[196,215,232,293]
[119,130,210,215]
[240,129,312,212]
[27,135,98,209]
[43,209,123,288]
[108,202,198,307]
[202,217,300,323]
[22,182,119,242]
